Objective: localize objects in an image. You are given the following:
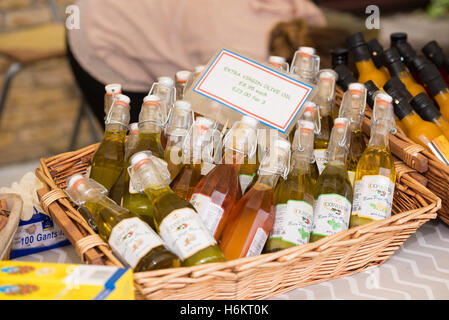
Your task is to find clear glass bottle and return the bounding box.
[219,137,291,260]
[65,174,180,271]
[149,76,175,124]
[338,83,367,187]
[264,120,315,252]
[90,94,130,192]
[104,83,121,119]
[299,101,320,185]
[128,151,224,266]
[175,70,192,101]
[268,55,289,72]
[350,92,397,227]
[190,115,259,241]
[290,47,320,84]
[310,118,353,242]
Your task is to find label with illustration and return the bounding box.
[427,135,449,166]
[313,149,327,174]
[351,175,395,221]
[312,194,351,237]
[159,208,217,260]
[239,173,255,194]
[190,193,224,236]
[109,217,163,268]
[270,200,314,246]
[246,227,268,257]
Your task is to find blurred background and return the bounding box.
[0,0,448,187]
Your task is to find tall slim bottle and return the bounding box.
[366,38,390,80]
[310,118,353,242]
[411,93,449,140]
[104,83,122,119]
[128,151,224,266]
[264,121,315,252]
[65,174,180,271]
[190,116,259,240]
[219,137,291,260]
[290,46,320,84]
[268,55,289,72]
[311,69,337,174]
[338,83,367,186]
[298,101,320,185]
[175,71,191,101]
[90,94,130,192]
[422,41,449,86]
[417,63,449,121]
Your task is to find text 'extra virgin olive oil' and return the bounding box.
[265,120,315,253]
[65,174,180,271]
[310,118,353,242]
[128,151,224,266]
[350,92,397,227]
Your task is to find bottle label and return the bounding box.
[109,217,163,269]
[348,171,356,187]
[201,162,216,176]
[427,135,449,166]
[270,200,314,246]
[312,194,351,237]
[351,175,395,221]
[190,193,224,236]
[239,173,255,194]
[246,227,268,257]
[313,149,327,174]
[159,208,217,260]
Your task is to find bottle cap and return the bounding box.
[298,119,315,133]
[366,38,385,69]
[395,42,416,66]
[143,94,161,103]
[363,80,379,108]
[331,47,349,68]
[241,115,259,128]
[298,46,315,56]
[334,65,357,91]
[303,101,317,113]
[410,92,441,121]
[196,117,215,128]
[411,55,431,74]
[382,47,405,76]
[422,41,445,68]
[376,92,393,105]
[174,100,192,111]
[333,117,348,128]
[384,76,413,102]
[391,92,413,120]
[348,83,365,96]
[105,83,122,94]
[319,70,337,81]
[194,65,205,74]
[269,55,286,64]
[346,32,365,49]
[66,174,85,192]
[176,70,191,82]
[157,76,174,88]
[390,32,407,47]
[116,94,130,105]
[129,151,151,167]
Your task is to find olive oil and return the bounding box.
[265,121,315,252]
[350,92,397,227]
[128,152,224,266]
[65,174,180,271]
[220,137,291,260]
[290,47,320,84]
[311,70,337,175]
[310,118,353,242]
[338,83,367,186]
[104,83,121,119]
[90,94,130,192]
[190,116,259,240]
[299,101,320,185]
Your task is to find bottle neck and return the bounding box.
[368,119,390,148]
[256,173,279,189]
[290,150,311,175]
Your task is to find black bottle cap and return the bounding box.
[363,80,379,108]
[366,39,385,69]
[411,55,432,74]
[390,89,413,120]
[396,42,417,67]
[410,92,441,122]
[346,32,365,49]
[422,41,445,68]
[331,47,349,69]
[383,76,413,102]
[383,47,406,76]
[390,32,407,47]
[334,64,357,92]
[346,33,371,62]
[418,63,448,96]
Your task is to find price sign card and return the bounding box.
[193,49,314,134]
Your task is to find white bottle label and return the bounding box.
[246,227,268,257]
[351,175,395,221]
[239,174,255,194]
[270,200,314,246]
[109,217,164,268]
[313,149,327,174]
[312,194,351,237]
[190,193,224,236]
[159,208,217,260]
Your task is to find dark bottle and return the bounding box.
[331,47,349,69]
[422,41,449,86]
[334,64,357,92]
[366,38,390,78]
[390,32,407,49]
[384,76,413,102]
[410,93,449,140]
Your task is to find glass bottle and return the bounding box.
[417,63,449,121]
[104,83,121,119]
[121,94,166,229]
[290,46,320,84]
[311,69,337,175]
[170,117,217,201]
[350,92,397,227]
[128,151,224,266]
[346,33,389,89]
[331,48,349,69]
[175,70,192,101]
[65,174,180,271]
[334,64,357,92]
[164,100,194,181]
[422,40,449,86]
[411,93,449,140]
[268,55,289,72]
[219,137,291,260]
[298,101,320,185]
[264,121,315,252]
[190,115,259,240]
[310,118,353,242]
[366,38,391,80]
[338,83,367,187]
[90,94,130,192]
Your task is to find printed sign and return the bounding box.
[193,49,314,133]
